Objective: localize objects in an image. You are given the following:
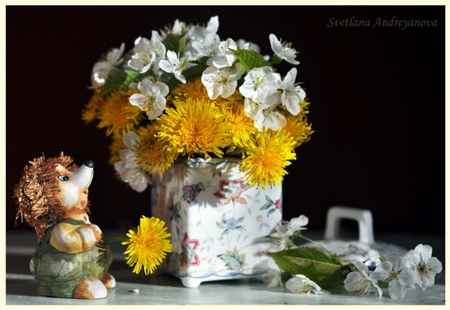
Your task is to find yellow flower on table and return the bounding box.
[122,216,173,275]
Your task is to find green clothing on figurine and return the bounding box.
[30,218,113,298]
[14,154,116,299]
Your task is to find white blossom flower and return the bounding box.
[114,159,150,193]
[404,244,442,291]
[244,98,286,131]
[263,269,283,288]
[269,33,300,65]
[276,215,309,237]
[159,51,194,84]
[187,15,219,41]
[122,129,139,150]
[236,38,260,52]
[148,31,167,71]
[239,67,283,129]
[206,38,238,68]
[268,232,290,252]
[90,43,125,88]
[371,256,416,299]
[171,19,185,35]
[127,31,166,74]
[192,32,221,58]
[239,66,281,105]
[269,215,308,252]
[201,65,244,99]
[129,78,169,120]
[128,37,155,73]
[344,261,383,297]
[261,257,283,287]
[185,16,220,59]
[114,131,151,192]
[280,68,306,115]
[286,275,325,295]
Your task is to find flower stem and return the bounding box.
[104,236,128,244]
[298,234,335,257]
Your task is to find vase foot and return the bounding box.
[180,277,202,288]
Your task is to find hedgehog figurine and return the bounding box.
[13,152,115,299]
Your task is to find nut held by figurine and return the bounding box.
[13,152,115,299]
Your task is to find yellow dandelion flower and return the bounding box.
[82,89,104,123]
[210,89,244,106]
[122,216,173,275]
[157,97,232,158]
[170,77,210,101]
[283,112,314,147]
[300,98,312,112]
[97,91,145,137]
[219,101,257,151]
[134,124,178,174]
[108,135,126,166]
[241,130,297,188]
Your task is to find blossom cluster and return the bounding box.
[265,215,443,299]
[344,244,443,299]
[83,16,313,191]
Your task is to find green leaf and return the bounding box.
[268,247,350,289]
[162,33,186,54]
[100,69,140,96]
[218,251,245,271]
[185,57,209,78]
[231,49,269,72]
[260,195,274,210]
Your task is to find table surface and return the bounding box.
[5,229,446,306]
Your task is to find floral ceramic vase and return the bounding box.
[151,157,282,288]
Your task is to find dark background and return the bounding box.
[6,6,445,237]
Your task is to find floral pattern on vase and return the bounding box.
[151,157,282,288]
